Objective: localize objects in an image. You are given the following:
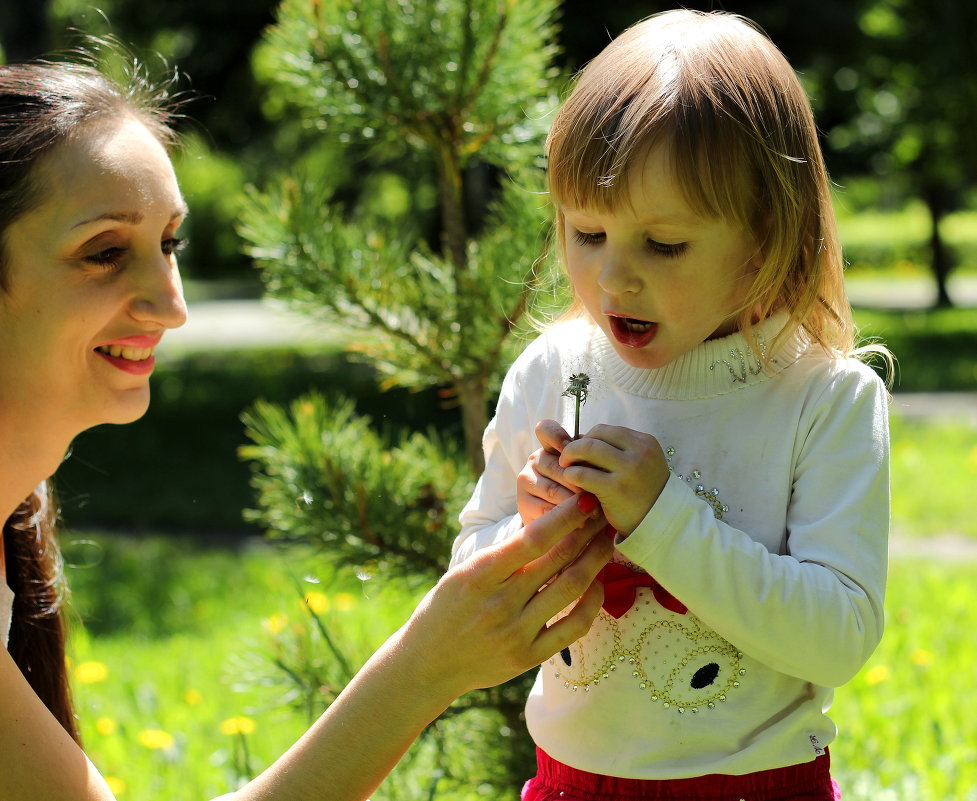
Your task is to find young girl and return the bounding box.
[0,56,612,800]
[452,9,889,800]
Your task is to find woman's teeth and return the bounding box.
[96,344,153,361]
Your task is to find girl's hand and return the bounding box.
[536,419,670,537]
[517,421,584,526]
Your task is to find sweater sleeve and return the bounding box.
[617,364,889,687]
[450,340,549,567]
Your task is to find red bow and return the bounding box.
[597,562,687,618]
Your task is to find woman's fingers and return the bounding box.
[469,492,598,585]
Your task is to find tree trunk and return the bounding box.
[456,377,488,476]
[924,187,954,308]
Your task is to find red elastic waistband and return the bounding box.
[527,747,837,801]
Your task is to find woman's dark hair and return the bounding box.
[0,53,179,741]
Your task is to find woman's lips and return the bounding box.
[608,315,657,348]
[95,349,157,375]
[94,334,162,375]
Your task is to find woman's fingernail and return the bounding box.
[576,492,599,514]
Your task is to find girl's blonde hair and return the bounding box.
[546,9,858,360]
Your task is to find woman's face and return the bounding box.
[0,116,188,438]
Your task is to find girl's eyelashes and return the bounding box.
[571,227,688,259]
[573,229,605,247]
[647,239,688,259]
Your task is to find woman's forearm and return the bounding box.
[228,494,610,801]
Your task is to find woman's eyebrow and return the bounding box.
[72,204,189,229]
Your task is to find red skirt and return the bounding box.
[522,747,841,801]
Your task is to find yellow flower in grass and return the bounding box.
[74,660,109,684]
[95,717,117,736]
[184,689,203,707]
[304,592,330,614]
[333,592,357,612]
[911,649,934,667]
[104,776,126,795]
[220,716,256,736]
[137,729,174,750]
[263,613,289,634]
[864,665,892,686]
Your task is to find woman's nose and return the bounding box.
[129,254,188,330]
[598,247,642,295]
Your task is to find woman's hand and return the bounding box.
[402,492,613,696]
[529,419,670,537]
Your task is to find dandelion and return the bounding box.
[184,689,203,707]
[263,613,289,634]
[333,592,357,612]
[864,665,891,685]
[74,661,109,684]
[562,372,591,438]
[104,776,126,795]
[304,592,330,615]
[95,717,117,736]
[911,649,934,667]
[220,716,257,736]
[137,729,174,750]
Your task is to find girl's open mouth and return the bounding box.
[608,315,657,348]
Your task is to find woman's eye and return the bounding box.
[647,239,688,259]
[162,237,187,257]
[572,229,605,247]
[84,247,126,270]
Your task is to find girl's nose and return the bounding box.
[598,248,642,295]
[129,254,188,330]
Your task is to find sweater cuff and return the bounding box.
[615,472,689,567]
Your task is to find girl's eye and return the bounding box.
[162,236,187,257]
[572,229,605,247]
[647,239,688,259]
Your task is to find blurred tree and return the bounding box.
[820,0,977,306]
[239,0,563,792]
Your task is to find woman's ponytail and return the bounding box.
[3,482,79,742]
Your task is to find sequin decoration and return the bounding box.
[709,337,768,383]
[550,608,744,712]
[665,446,729,521]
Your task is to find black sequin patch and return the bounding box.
[690,662,720,689]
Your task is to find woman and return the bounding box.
[0,59,612,800]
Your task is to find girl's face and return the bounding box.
[560,144,758,370]
[0,116,188,438]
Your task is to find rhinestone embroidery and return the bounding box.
[551,610,744,712]
[709,337,768,383]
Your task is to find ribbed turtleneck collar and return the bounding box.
[587,311,810,401]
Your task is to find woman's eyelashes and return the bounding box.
[571,228,687,258]
[83,236,186,271]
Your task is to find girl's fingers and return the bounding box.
[535,419,571,453]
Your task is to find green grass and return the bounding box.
[854,307,977,392]
[832,560,977,800]
[889,417,977,540]
[65,536,419,799]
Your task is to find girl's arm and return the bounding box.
[0,495,610,801]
